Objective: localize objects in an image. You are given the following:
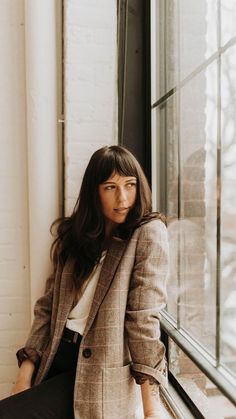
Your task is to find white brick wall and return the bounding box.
[64,0,118,215]
[0,0,30,398]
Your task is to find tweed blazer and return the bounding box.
[17,219,169,419]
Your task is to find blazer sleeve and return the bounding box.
[16,271,55,368]
[125,219,169,388]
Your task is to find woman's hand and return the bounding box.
[11,379,31,395]
[144,407,163,419]
[141,379,163,418]
[10,358,35,396]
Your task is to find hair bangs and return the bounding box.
[97,147,138,184]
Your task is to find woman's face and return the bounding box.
[98,172,137,236]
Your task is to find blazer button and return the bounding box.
[82,348,92,358]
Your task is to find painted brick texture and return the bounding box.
[64,0,118,215]
[0,0,30,398]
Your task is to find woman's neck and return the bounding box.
[101,236,112,251]
[102,220,119,250]
[104,219,117,238]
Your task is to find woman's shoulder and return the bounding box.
[131,217,168,244]
[128,218,169,260]
[137,217,167,234]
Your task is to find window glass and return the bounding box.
[221,44,236,377]
[221,0,236,47]
[178,62,217,354]
[179,0,217,80]
[152,0,178,101]
[158,64,218,354]
[152,0,217,103]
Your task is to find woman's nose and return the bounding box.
[117,187,128,202]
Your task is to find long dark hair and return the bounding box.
[50,145,165,288]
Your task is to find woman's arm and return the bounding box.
[125,219,169,416]
[11,359,35,395]
[15,270,57,374]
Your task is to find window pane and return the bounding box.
[169,338,236,418]
[221,0,236,47]
[221,44,236,376]
[179,0,217,80]
[152,0,178,101]
[178,62,217,354]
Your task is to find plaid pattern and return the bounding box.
[21,219,169,418]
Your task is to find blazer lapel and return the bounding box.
[83,236,128,337]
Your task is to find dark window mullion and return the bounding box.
[216,0,222,368]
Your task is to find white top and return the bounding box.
[66,251,107,335]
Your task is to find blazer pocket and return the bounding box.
[102,364,137,418]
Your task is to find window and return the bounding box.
[151,0,236,414]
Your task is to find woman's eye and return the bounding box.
[104,182,136,190]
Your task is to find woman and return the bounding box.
[0,145,169,419]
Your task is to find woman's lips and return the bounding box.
[114,207,129,214]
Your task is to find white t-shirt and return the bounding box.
[66,251,107,335]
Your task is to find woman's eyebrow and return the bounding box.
[102,178,137,185]
[124,178,137,182]
[102,181,116,184]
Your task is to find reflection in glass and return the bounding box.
[221,0,236,47]
[179,62,217,354]
[179,0,217,80]
[221,44,236,377]
[156,64,218,351]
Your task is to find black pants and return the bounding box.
[0,330,82,419]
